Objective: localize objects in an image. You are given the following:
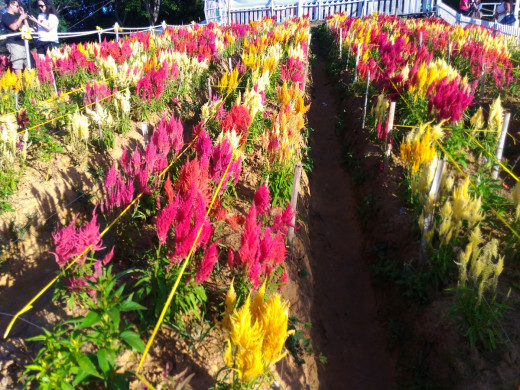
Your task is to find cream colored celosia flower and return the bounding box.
[373,93,389,125]
[470,107,485,130]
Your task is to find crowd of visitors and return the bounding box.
[1,0,59,74]
[460,0,517,25]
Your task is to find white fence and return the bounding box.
[204,0,520,38]
[437,0,520,38]
[204,0,438,24]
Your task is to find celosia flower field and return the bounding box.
[4,9,520,389]
[0,16,313,389]
[328,12,520,351]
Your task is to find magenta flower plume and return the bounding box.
[195,240,220,284]
[253,183,270,215]
[50,214,79,268]
[156,201,178,245]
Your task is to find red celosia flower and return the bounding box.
[220,104,251,144]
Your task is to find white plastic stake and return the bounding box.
[480,62,486,95]
[287,163,303,252]
[24,39,31,70]
[353,43,361,83]
[361,70,371,128]
[228,57,232,70]
[492,112,511,179]
[141,122,149,146]
[95,96,102,141]
[207,78,212,101]
[419,159,446,265]
[339,28,343,58]
[176,64,184,100]
[116,29,119,42]
[384,101,396,173]
[14,92,18,110]
[98,31,102,43]
[419,31,423,47]
[51,70,58,97]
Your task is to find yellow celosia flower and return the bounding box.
[488,97,504,137]
[223,283,293,385]
[399,125,437,174]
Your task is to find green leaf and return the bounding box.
[61,382,75,390]
[120,331,145,353]
[78,312,100,329]
[76,355,103,379]
[108,308,121,329]
[120,300,147,312]
[72,369,90,386]
[97,349,111,375]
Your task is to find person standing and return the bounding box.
[495,0,516,24]
[28,0,59,60]
[2,0,30,75]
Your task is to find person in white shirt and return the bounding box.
[28,0,59,60]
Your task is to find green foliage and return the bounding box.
[448,286,509,351]
[24,266,146,389]
[265,162,293,208]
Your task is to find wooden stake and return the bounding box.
[383,101,396,173]
[353,43,361,83]
[419,159,445,265]
[287,163,303,252]
[492,112,511,180]
[361,70,371,129]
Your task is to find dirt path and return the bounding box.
[307,56,395,389]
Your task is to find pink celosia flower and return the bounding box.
[195,240,220,284]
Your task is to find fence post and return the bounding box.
[287,163,303,252]
[362,70,371,129]
[419,159,445,265]
[492,112,511,180]
[384,101,396,173]
[297,0,303,17]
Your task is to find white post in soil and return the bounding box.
[419,159,445,265]
[51,70,58,97]
[287,163,303,252]
[339,28,343,59]
[384,101,396,174]
[492,112,511,180]
[176,64,184,100]
[141,122,149,146]
[14,92,18,111]
[419,31,422,47]
[361,70,371,129]
[98,31,102,43]
[207,78,212,101]
[353,43,361,83]
[480,62,486,96]
[228,57,232,70]
[95,95,103,141]
[24,39,31,70]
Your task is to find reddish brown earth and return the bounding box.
[306,56,396,389]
